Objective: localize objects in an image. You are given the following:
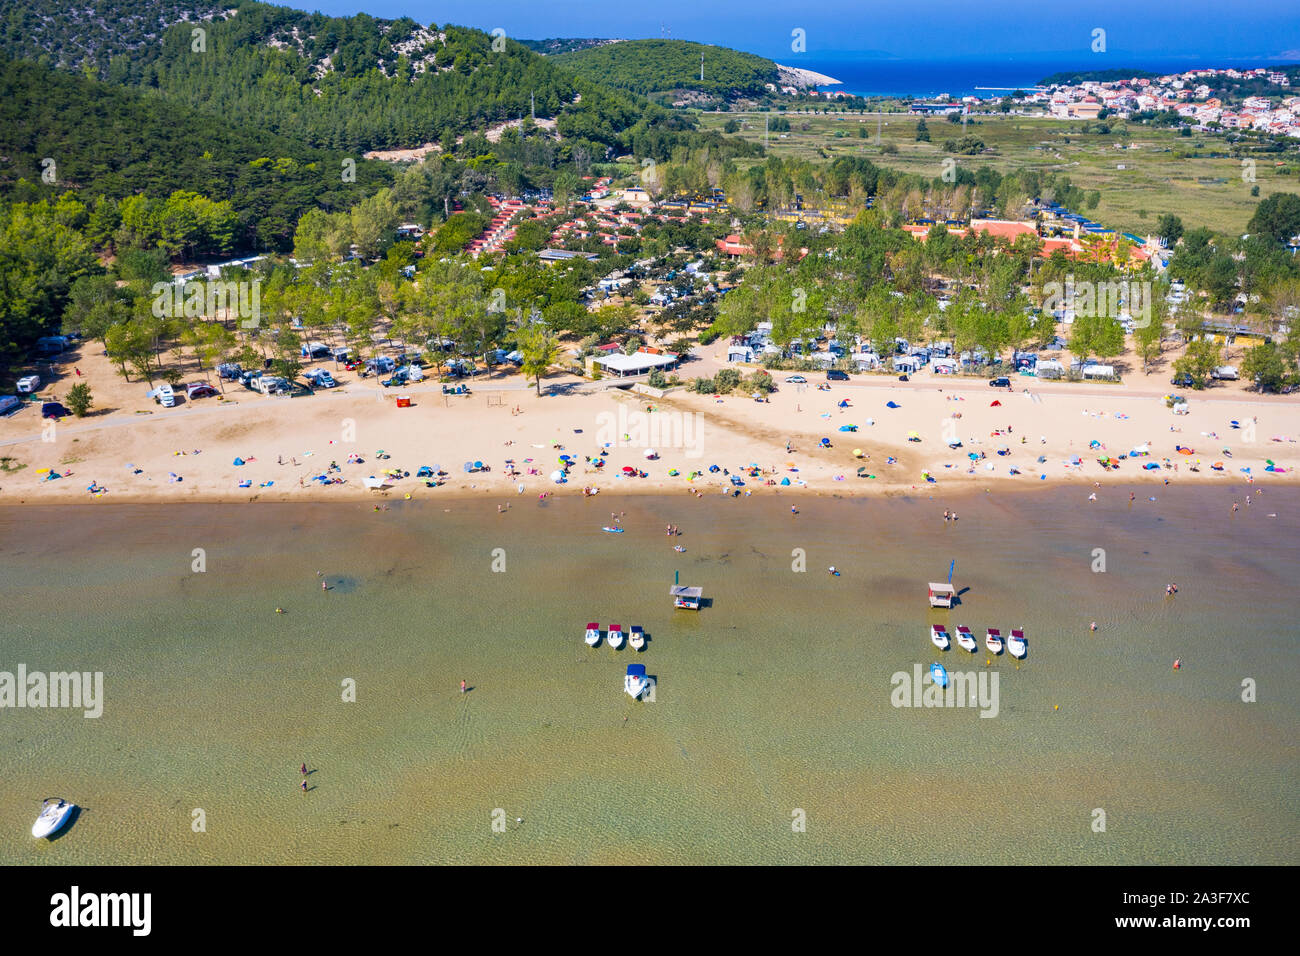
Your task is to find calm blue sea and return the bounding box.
[786,56,1279,99]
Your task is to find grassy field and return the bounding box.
[697,111,1300,236]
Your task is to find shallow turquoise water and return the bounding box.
[1,487,1297,864]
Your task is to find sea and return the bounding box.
[1,486,1297,864]
[785,56,1282,100]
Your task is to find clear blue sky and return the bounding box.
[290,0,1300,62]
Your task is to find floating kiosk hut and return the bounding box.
[927,582,955,608]
[671,585,703,610]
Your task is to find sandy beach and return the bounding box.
[2,347,1298,505]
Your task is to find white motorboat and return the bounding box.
[624,664,650,699]
[930,624,950,651]
[1008,628,1027,659]
[985,627,1004,655]
[607,624,625,650]
[956,625,977,652]
[629,625,646,651]
[32,798,75,839]
[585,622,602,647]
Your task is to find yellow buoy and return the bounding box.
[1054,704,1059,711]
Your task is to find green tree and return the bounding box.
[518,323,561,395]
[914,119,930,142]
[1134,315,1163,373]
[1173,337,1221,388]
[1155,214,1184,246]
[64,382,93,417]
[1247,193,1300,244]
[1240,341,1291,392]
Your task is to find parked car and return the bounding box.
[186,382,219,400]
[217,363,243,380]
[240,370,262,389]
[153,384,176,407]
[1171,373,1195,387]
[42,401,71,419]
[1211,366,1239,380]
[784,375,808,384]
[0,395,22,416]
[16,375,40,394]
[826,369,849,382]
[989,377,1012,389]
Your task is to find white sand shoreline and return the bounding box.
[3,347,1296,507]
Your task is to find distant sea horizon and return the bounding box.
[771,55,1297,99]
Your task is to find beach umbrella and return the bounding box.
[990,400,1002,406]
[644,449,657,459]
[1037,456,1047,463]
[779,477,791,485]
[622,466,636,474]
[886,401,900,409]
[474,461,484,470]
[853,448,863,458]
[550,469,565,483]
[968,452,980,461]
[463,461,474,472]
[820,438,831,448]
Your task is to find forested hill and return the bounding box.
[519,38,618,56]
[553,39,780,98]
[1037,68,1158,86]
[0,55,391,247]
[0,0,225,72]
[0,2,759,163]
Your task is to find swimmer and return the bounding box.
[828,566,839,576]
[1090,621,1097,632]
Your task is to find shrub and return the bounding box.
[690,376,715,394]
[647,369,667,388]
[713,368,741,393]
